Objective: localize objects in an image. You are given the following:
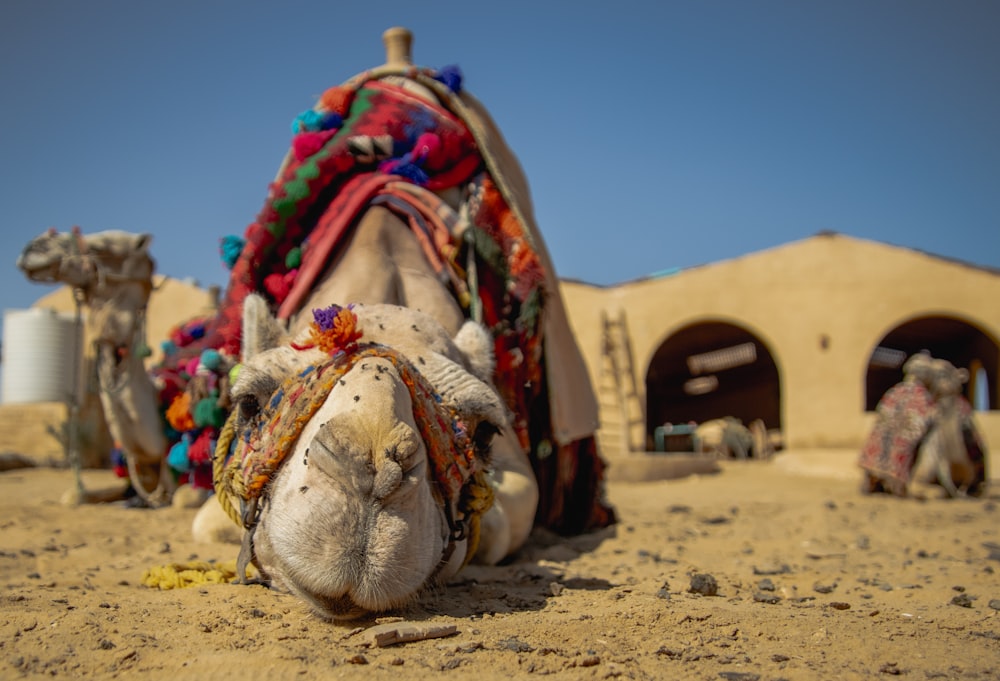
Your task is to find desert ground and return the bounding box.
[1,449,998,681]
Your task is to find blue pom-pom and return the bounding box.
[380,158,429,186]
[292,109,321,133]
[200,348,222,371]
[319,112,343,130]
[293,109,344,133]
[161,339,177,356]
[220,235,245,270]
[190,324,205,340]
[434,65,463,94]
[167,437,191,473]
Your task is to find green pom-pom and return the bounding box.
[285,247,302,270]
[193,397,226,428]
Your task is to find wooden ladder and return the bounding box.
[599,309,646,454]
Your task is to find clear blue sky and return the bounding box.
[2,1,998,330]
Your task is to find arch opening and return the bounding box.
[864,315,998,411]
[646,321,781,451]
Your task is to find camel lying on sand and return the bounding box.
[19,27,615,618]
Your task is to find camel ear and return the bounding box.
[421,351,510,442]
[452,321,495,383]
[133,233,153,255]
[242,293,288,361]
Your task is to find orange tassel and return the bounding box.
[319,86,354,116]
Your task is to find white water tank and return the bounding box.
[2,308,80,404]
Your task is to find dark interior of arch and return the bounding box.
[865,316,998,411]
[645,321,780,447]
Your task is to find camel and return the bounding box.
[859,352,988,498]
[19,28,614,616]
[17,228,172,506]
[693,416,772,459]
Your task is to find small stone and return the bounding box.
[813,582,837,594]
[757,578,776,591]
[829,602,851,610]
[688,573,719,596]
[988,599,1000,611]
[950,593,974,608]
[753,591,781,604]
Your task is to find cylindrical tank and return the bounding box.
[2,308,81,404]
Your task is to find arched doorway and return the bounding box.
[646,320,781,449]
[864,315,998,410]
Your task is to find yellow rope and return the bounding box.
[212,411,243,527]
[461,470,495,567]
[141,560,253,589]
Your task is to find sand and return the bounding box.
[2,451,998,680]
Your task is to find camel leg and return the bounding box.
[475,429,538,565]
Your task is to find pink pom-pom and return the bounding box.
[292,129,337,162]
[412,132,443,166]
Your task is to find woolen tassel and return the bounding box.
[220,235,245,269]
[318,86,353,116]
[433,65,463,93]
[187,430,215,465]
[412,132,443,166]
[380,158,429,186]
[292,109,340,133]
[285,247,302,269]
[292,129,337,162]
[263,270,297,303]
[199,348,223,372]
[167,437,192,473]
[166,393,195,432]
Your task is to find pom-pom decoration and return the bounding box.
[292,304,362,356]
[285,247,302,270]
[166,392,195,432]
[292,109,344,133]
[263,270,297,303]
[292,129,338,162]
[433,65,463,94]
[220,235,245,270]
[167,437,192,473]
[318,86,354,117]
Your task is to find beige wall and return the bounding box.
[560,233,1000,456]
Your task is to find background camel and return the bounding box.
[17,228,171,506]
[859,352,988,497]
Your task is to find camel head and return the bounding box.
[18,228,156,349]
[223,295,506,620]
[928,358,969,400]
[18,228,155,292]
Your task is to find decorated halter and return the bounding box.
[214,305,494,580]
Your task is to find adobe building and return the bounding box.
[559,232,999,474]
